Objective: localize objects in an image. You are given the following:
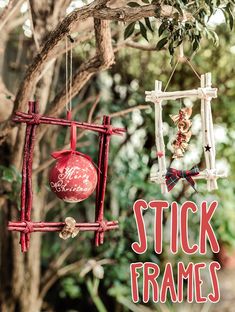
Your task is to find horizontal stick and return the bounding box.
[8,221,119,232]
[8,220,118,227]
[145,87,217,102]
[150,170,227,184]
[8,226,119,232]
[13,112,126,136]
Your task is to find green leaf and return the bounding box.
[144,17,153,32]
[2,168,14,182]
[193,39,200,51]
[124,22,136,39]
[127,2,140,7]
[206,29,219,46]
[141,0,150,3]
[139,21,148,41]
[156,37,168,50]
[168,41,174,55]
[158,21,168,37]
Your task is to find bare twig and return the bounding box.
[0,0,24,31]
[125,41,157,51]
[87,95,100,123]
[27,0,40,50]
[104,104,151,119]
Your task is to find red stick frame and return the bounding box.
[8,101,125,252]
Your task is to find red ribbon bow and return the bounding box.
[165,166,199,192]
[51,122,93,173]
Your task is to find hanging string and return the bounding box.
[163,43,201,92]
[65,35,73,118]
[65,37,69,113]
[164,59,180,92]
[184,57,201,80]
[69,41,73,111]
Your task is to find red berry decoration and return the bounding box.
[49,151,97,203]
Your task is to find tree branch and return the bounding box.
[13,2,178,113]
[27,0,40,51]
[107,104,151,118]
[125,41,158,51]
[37,19,114,139]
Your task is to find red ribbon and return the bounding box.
[51,122,93,172]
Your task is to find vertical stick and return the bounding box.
[95,131,104,220]
[201,74,210,191]
[25,101,39,249]
[154,80,167,194]
[95,116,111,246]
[20,101,34,252]
[201,73,217,191]
[205,73,217,190]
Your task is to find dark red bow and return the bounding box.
[51,122,93,173]
[165,166,199,192]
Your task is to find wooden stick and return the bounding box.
[205,73,217,190]
[8,221,118,227]
[95,128,104,223]
[201,74,211,190]
[25,101,39,250]
[201,73,218,191]
[8,226,119,232]
[153,80,168,194]
[20,102,34,252]
[95,126,105,246]
[13,112,125,135]
[150,169,227,183]
[145,87,217,102]
[95,116,111,246]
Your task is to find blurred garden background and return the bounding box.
[0,0,235,311]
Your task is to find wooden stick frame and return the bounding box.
[8,101,125,252]
[145,72,227,194]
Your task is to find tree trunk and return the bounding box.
[0,2,62,310]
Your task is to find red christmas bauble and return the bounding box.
[49,153,97,203]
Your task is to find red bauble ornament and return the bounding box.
[49,151,97,203]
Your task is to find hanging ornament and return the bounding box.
[48,38,97,203]
[49,123,98,203]
[170,107,192,159]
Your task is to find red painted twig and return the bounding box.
[13,112,126,135]
[25,101,39,250]
[8,221,119,232]
[95,116,111,246]
[20,102,34,252]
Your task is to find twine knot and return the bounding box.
[98,220,108,232]
[205,169,216,179]
[30,113,41,125]
[106,126,113,135]
[24,221,34,233]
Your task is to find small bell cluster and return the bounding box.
[170,107,192,159]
